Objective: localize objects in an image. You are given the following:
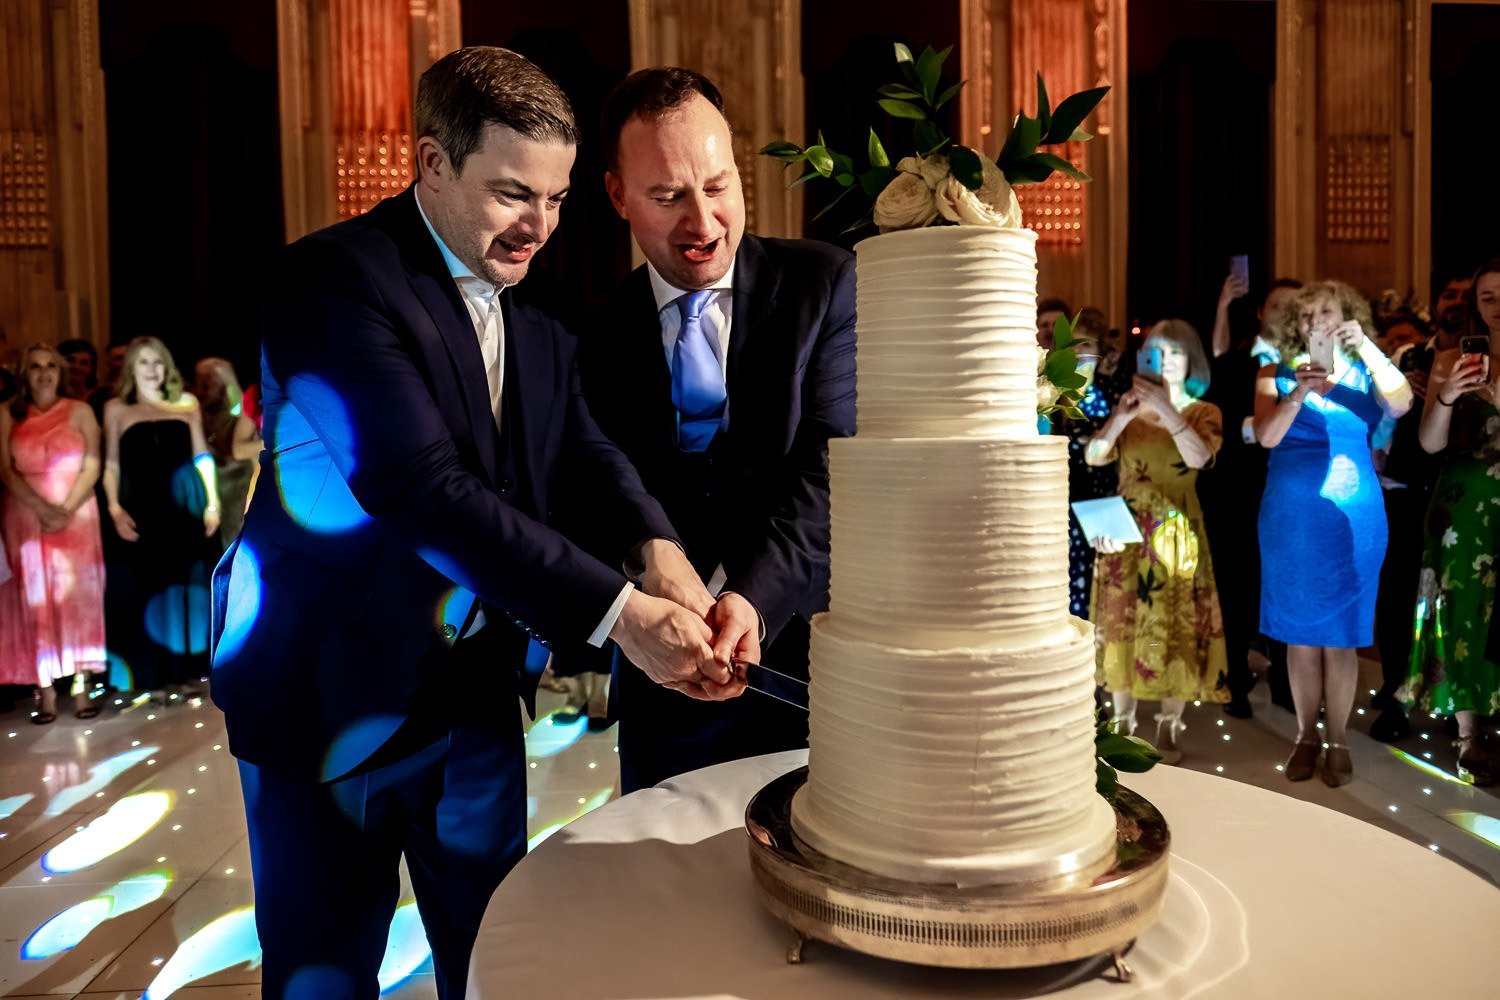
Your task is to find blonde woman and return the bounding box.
[0,344,107,721]
[102,336,220,698]
[1087,319,1228,763]
[1254,281,1412,786]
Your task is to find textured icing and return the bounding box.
[789,224,1116,886]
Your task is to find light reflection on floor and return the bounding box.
[0,657,1495,998]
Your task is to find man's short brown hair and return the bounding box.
[601,67,725,173]
[415,47,579,175]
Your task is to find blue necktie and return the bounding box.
[671,289,725,452]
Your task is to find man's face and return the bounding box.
[104,345,126,384]
[1435,278,1472,333]
[1036,309,1064,349]
[1260,285,1299,335]
[605,94,745,290]
[63,350,93,396]
[418,124,575,287]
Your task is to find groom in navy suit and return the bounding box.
[562,68,856,792]
[211,49,742,999]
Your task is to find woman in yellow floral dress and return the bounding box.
[1087,319,1228,763]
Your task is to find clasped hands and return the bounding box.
[609,539,753,702]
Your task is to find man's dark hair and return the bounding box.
[601,68,725,173]
[415,47,579,177]
[1037,297,1072,316]
[1264,277,1302,301]
[56,338,97,366]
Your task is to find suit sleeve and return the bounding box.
[724,251,857,644]
[262,239,635,648]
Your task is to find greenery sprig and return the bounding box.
[759,43,1108,232]
[1039,311,1093,421]
[1095,710,1162,801]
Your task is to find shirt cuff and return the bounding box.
[589,582,635,648]
[1240,416,1257,445]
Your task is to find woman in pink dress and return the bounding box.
[0,343,107,722]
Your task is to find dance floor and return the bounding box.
[0,657,1496,998]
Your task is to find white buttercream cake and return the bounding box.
[790,225,1118,886]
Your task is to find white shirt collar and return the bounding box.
[646,258,736,314]
[414,188,504,299]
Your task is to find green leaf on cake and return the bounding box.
[878,98,927,121]
[913,120,947,156]
[877,83,923,101]
[1033,151,1092,183]
[804,144,835,176]
[1096,759,1118,799]
[893,42,915,68]
[1036,73,1052,135]
[949,145,984,191]
[916,45,947,102]
[935,80,964,110]
[1045,86,1109,144]
[867,128,890,169]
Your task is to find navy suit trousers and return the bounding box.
[237,664,525,999]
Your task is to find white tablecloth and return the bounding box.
[470,751,1499,998]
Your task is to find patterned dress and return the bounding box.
[1402,395,1500,715]
[1092,401,1229,702]
[1058,371,1127,619]
[0,401,107,686]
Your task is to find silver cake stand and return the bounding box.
[746,767,1170,981]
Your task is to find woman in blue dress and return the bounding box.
[1254,281,1412,786]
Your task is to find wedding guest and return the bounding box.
[1199,278,1301,718]
[56,339,99,402]
[1255,281,1412,786]
[1404,257,1500,785]
[102,336,220,698]
[1370,310,1443,741]
[193,357,261,549]
[89,343,127,423]
[565,66,856,791]
[0,344,107,722]
[1087,319,1228,763]
[1057,307,1123,619]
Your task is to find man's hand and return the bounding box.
[709,592,761,672]
[610,590,743,701]
[637,538,714,618]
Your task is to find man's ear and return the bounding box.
[416,136,449,186]
[603,171,628,219]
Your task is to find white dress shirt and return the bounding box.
[415,189,629,647]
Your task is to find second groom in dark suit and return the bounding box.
[576,68,857,791]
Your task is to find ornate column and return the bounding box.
[1276,0,1427,299]
[0,0,109,347]
[960,0,1124,325]
[627,0,804,239]
[277,0,460,241]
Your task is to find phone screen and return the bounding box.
[1137,345,1163,383]
[1230,254,1249,284]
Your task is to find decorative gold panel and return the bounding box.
[0,131,49,247]
[1325,135,1391,244]
[331,0,415,217]
[1009,0,1089,248]
[336,133,413,219]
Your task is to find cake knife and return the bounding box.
[731,659,809,712]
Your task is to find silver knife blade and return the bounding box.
[732,658,809,712]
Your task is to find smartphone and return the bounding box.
[1229,254,1250,285]
[1461,334,1491,379]
[1308,330,1335,371]
[1137,344,1163,384]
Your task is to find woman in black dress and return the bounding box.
[102,337,221,698]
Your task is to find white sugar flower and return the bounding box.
[873,171,939,231]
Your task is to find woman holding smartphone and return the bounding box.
[1254,281,1412,786]
[1086,319,1227,763]
[1403,257,1500,785]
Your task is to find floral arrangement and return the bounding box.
[761,43,1108,417]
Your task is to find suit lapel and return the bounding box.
[386,189,502,487]
[728,234,778,405]
[623,269,678,446]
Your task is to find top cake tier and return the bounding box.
[853,226,1041,440]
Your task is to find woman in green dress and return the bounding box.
[1404,258,1500,786]
[1087,319,1228,764]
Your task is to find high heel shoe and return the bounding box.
[1154,714,1185,766]
[1455,735,1494,787]
[1284,740,1321,782]
[1322,743,1353,787]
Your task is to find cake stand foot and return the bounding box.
[1110,943,1136,983]
[786,932,810,964]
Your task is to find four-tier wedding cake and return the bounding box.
[789,224,1118,887]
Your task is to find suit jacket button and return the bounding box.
[441,623,458,640]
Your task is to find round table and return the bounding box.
[469,751,1499,998]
